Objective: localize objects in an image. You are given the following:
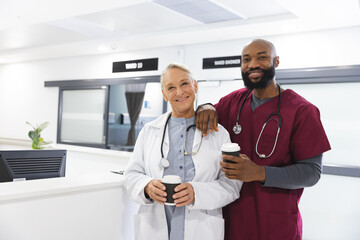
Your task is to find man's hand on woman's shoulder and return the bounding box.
[195,104,218,136]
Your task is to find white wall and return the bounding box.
[1,26,360,240]
[0,46,182,142]
[1,26,360,142]
[300,174,360,240]
[186,25,360,80]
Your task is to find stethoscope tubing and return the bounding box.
[160,113,172,159]
[160,113,201,167]
[234,84,282,159]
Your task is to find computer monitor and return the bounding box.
[0,149,66,182]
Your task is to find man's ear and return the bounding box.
[274,56,280,68]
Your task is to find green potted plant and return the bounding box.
[26,121,50,149]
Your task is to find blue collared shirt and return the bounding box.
[163,116,196,240]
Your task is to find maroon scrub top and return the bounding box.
[216,88,331,240]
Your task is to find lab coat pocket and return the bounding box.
[134,212,168,240]
[185,210,224,240]
[267,212,299,240]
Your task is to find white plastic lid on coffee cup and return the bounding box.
[221,143,240,152]
[162,175,181,184]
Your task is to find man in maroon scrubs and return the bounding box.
[196,39,331,240]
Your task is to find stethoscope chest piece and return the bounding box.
[160,158,170,168]
[233,123,242,135]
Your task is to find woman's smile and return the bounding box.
[176,96,189,102]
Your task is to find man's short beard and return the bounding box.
[241,61,276,90]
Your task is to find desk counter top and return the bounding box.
[0,173,124,203]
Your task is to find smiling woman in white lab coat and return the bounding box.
[124,63,242,240]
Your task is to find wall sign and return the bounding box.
[202,55,241,69]
[113,58,158,72]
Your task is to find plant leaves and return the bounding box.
[32,142,40,149]
[28,130,38,141]
[26,121,36,130]
[37,122,49,133]
[27,121,50,149]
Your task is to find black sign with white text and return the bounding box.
[203,55,241,69]
[113,58,158,72]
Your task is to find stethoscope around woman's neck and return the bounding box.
[160,113,202,168]
[233,84,282,159]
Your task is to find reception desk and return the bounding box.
[0,173,139,240]
[0,139,138,240]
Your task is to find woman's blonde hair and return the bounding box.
[160,63,194,89]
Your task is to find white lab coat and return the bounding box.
[124,112,242,240]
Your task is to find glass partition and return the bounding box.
[282,82,360,167]
[107,82,164,151]
[58,86,108,148]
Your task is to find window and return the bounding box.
[49,75,166,151]
[58,86,109,148]
[107,82,164,151]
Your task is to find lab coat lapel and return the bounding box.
[150,112,171,168]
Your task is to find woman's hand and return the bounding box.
[144,179,167,205]
[173,183,195,207]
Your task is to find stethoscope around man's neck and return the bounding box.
[233,84,282,159]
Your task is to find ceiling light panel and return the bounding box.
[81,2,199,35]
[153,0,243,23]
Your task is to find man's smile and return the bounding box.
[248,70,264,79]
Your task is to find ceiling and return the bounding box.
[0,0,359,64]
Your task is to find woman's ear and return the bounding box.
[161,89,168,102]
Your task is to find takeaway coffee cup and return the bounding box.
[221,143,240,163]
[162,175,181,205]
